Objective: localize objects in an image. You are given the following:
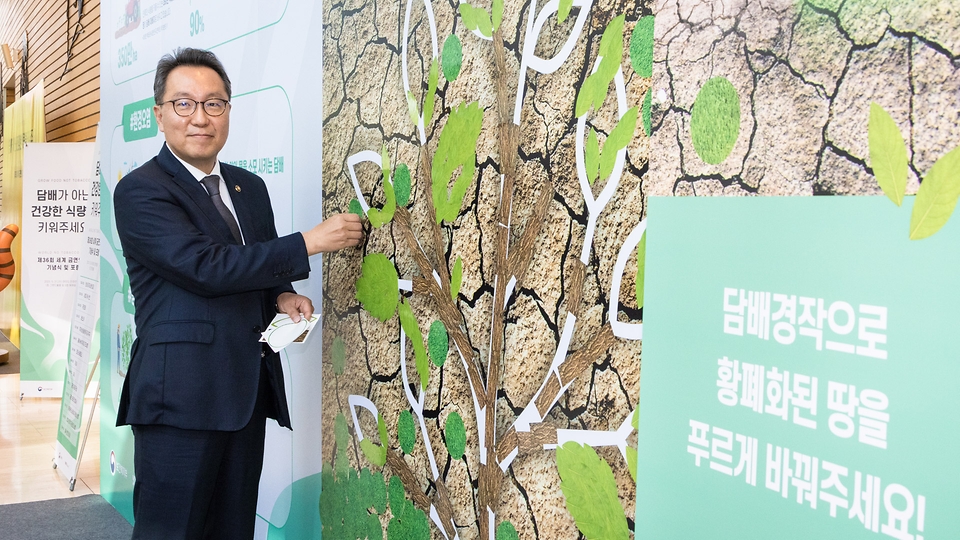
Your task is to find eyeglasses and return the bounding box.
[162,98,230,117]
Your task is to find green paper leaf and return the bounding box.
[558,0,573,22]
[394,163,412,206]
[868,102,907,206]
[631,407,639,431]
[425,59,439,127]
[319,460,386,540]
[909,146,960,240]
[441,35,463,82]
[459,4,493,38]
[433,101,484,223]
[444,411,466,459]
[492,0,503,31]
[356,253,399,322]
[348,198,364,218]
[585,128,600,185]
[598,106,638,181]
[332,336,346,375]
[406,90,420,128]
[450,255,463,300]
[626,446,638,483]
[360,413,389,467]
[387,476,430,540]
[368,146,397,228]
[496,521,519,540]
[635,230,645,309]
[334,413,351,478]
[574,16,625,117]
[642,87,652,137]
[690,76,741,165]
[428,320,449,366]
[630,16,655,78]
[398,298,429,390]
[398,410,416,454]
[556,442,630,540]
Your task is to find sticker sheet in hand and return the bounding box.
[261,313,319,352]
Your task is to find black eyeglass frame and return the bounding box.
[161,98,231,117]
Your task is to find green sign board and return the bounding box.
[121,97,157,142]
[637,196,958,539]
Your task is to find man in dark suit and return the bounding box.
[113,48,362,539]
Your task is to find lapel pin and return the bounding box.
[235,185,242,193]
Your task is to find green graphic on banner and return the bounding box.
[121,97,158,142]
[637,195,960,539]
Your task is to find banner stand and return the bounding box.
[53,352,100,491]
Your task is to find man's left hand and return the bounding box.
[276,292,314,323]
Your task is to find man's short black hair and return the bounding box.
[154,47,232,104]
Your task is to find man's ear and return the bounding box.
[153,105,165,133]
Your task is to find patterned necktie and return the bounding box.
[200,175,243,244]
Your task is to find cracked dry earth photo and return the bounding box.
[319,0,959,538]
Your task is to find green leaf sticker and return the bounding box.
[585,128,600,185]
[631,407,639,431]
[558,0,573,22]
[360,413,388,467]
[556,442,630,540]
[368,146,397,228]
[433,101,484,223]
[398,410,416,454]
[868,102,907,206]
[459,4,493,38]
[450,255,463,300]
[387,476,430,540]
[574,15,625,118]
[496,521,520,540]
[398,298,429,390]
[428,320,449,367]
[642,87,652,137]
[332,336,346,375]
[356,253,399,322]
[630,16,655,78]
[319,458,386,540]
[598,106,638,181]
[441,35,463,82]
[334,413,351,478]
[406,90,420,128]
[394,163,412,206]
[492,0,503,31]
[444,411,466,459]
[425,59,439,127]
[348,198,364,218]
[690,76,740,165]
[626,446,638,483]
[635,230,645,309]
[909,146,960,240]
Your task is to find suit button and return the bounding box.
[261,350,267,358]
[253,325,262,333]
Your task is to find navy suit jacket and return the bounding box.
[114,144,311,431]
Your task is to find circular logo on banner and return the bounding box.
[110,451,117,475]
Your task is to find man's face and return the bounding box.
[153,65,230,173]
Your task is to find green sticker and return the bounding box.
[425,59,439,127]
[556,442,630,540]
[459,4,492,38]
[433,101,484,223]
[598,106,638,181]
[585,128,600,185]
[909,146,960,240]
[642,87,652,137]
[868,102,907,206]
[428,320,448,367]
[360,413,388,467]
[348,198,364,218]
[398,410,416,454]
[398,298,429,390]
[496,521,520,540]
[441,35,463,82]
[626,446,638,483]
[635,230,646,309]
[690,76,740,165]
[394,163,412,206]
[356,253,399,322]
[558,0,573,22]
[450,255,463,300]
[368,146,397,228]
[332,336,346,375]
[122,97,159,142]
[630,16,655,78]
[387,476,430,540]
[574,15,625,118]
[492,0,503,31]
[444,411,466,459]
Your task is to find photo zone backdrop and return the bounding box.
[100,1,327,536]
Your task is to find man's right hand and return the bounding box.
[302,213,364,255]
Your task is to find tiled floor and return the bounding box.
[0,373,101,505]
